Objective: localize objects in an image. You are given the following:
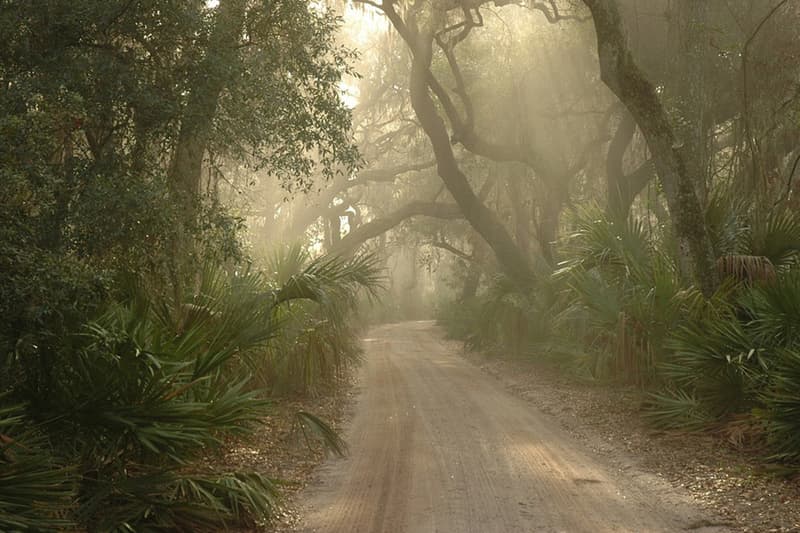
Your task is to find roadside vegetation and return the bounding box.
[326,0,800,474]
[438,199,800,471]
[0,2,379,530]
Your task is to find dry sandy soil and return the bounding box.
[464,339,800,533]
[291,321,735,533]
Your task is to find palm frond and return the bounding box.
[249,246,383,393]
[0,402,74,531]
[750,208,800,269]
[642,389,713,431]
[294,411,348,457]
[760,348,800,466]
[716,254,776,284]
[661,315,766,417]
[741,268,800,347]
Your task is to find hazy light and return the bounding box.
[340,82,360,109]
[339,214,351,235]
[344,2,390,46]
[309,0,327,14]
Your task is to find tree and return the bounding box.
[0,2,376,528]
[581,0,719,295]
[1,1,359,262]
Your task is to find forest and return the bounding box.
[1,0,799,531]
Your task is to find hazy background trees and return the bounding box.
[318,0,800,470]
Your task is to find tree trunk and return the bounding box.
[403,9,534,287]
[667,0,710,205]
[505,168,533,261]
[583,0,719,295]
[606,110,655,220]
[169,0,246,213]
[460,266,481,300]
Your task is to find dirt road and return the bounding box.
[297,321,729,533]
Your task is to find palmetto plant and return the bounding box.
[761,348,800,465]
[748,209,800,270]
[555,206,686,383]
[0,402,74,531]
[658,311,767,421]
[250,245,383,394]
[1,250,381,530]
[42,277,279,530]
[741,269,800,347]
[639,194,800,436]
[646,270,800,455]
[707,188,800,283]
[641,389,713,432]
[747,271,800,466]
[435,194,800,469]
[557,204,654,279]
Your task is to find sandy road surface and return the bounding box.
[298,322,729,533]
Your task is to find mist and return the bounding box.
[2,0,800,530]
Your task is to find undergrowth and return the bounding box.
[437,202,800,472]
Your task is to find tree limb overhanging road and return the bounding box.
[297,322,729,533]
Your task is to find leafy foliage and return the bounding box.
[0,1,375,529]
[761,348,800,465]
[0,251,379,530]
[641,389,712,432]
[250,245,384,394]
[439,199,800,469]
[0,403,74,531]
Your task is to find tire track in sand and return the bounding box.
[297,321,730,533]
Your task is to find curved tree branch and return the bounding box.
[330,201,463,255]
[288,159,437,237]
[403,3,533,285]
[526,0,592,23]
[606,109,653,219]
[355,159,437,185]
[430,239,475,262]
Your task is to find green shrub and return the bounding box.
[249,245,383,394]
[658,316,766,422]
[0,252,378,530]
[0,403,75,531]
[760,348,800,466]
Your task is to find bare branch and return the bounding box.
[331,201,463,255]
[430,240,475,262]
[355,159,437,185]
[527,0,591,23]
[742,0,791,188]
